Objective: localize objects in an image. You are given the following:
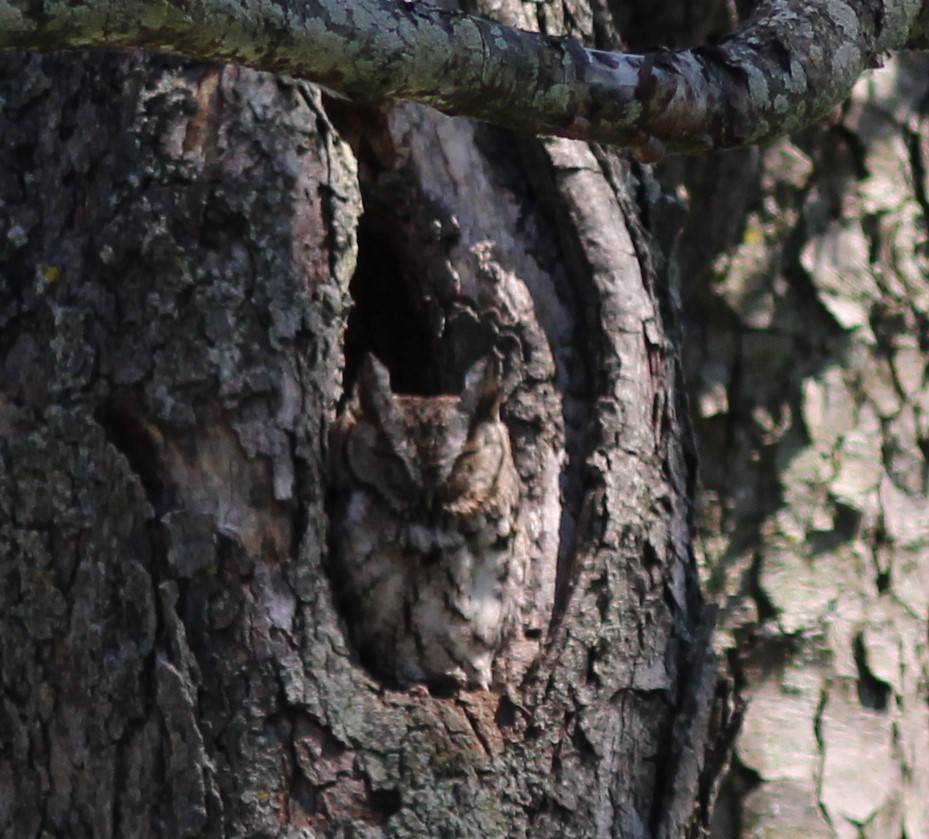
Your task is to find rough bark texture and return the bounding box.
[0,6,737,838]
[661,40,929,839]
[1,0,929,154]
[0,51,360,836]
[593,1,929,835]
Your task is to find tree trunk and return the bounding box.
[656,43,929,839]
[0,15,736,839]
[597,3,929,834]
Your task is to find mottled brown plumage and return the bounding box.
[330,354,525,689]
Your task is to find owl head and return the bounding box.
[342,354,509,516]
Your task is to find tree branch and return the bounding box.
[0,0,927,155]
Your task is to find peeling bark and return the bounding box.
[666,46,929,839]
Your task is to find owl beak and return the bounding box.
[421,469,441,514]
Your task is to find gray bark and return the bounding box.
[659,35,929,839]
[0,51,358,837]
[0,0,928,153]
[0,12,735,839]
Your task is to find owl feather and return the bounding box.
[330,354,525,689]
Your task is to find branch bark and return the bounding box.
[0,0,928,155]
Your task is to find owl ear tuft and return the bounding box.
[354,354,395,420]
[460,355,501,422]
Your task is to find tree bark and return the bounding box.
[657,31,929,839]
[1,0,929,153]
[0,9,737,839]
[0,50,359,836]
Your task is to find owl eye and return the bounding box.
[452,450,478,475]
[377,451,412,489]
[443,449,481,500]
[345,427,413,495]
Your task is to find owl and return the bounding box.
[329,354,525,690]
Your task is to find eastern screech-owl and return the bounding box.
[330,354,524,689]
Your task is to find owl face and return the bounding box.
[343,355,506,517]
